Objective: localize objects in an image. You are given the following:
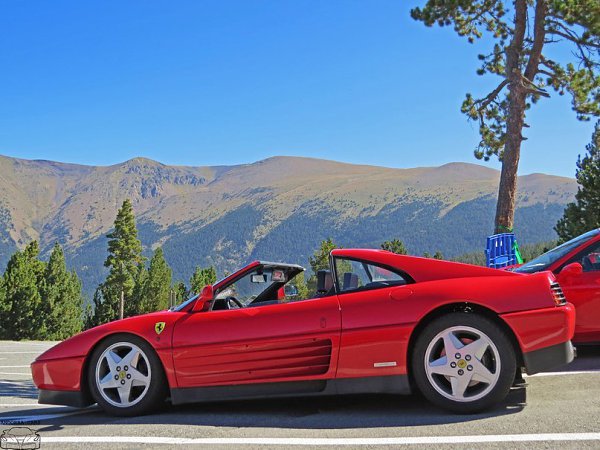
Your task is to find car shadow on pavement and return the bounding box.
[0,379,38,400]
[29,386,526,432]
[556,345,600,372]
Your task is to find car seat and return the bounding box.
[316,270,334,296]
[343,272,359,291]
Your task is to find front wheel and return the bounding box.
[411,313,516,413]
[88,334,166,416]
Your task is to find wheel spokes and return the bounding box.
[128,366,150,388]
[424,326,501,403]
[105,350,121,371]
[117,385,131,404]
[441,330,464,355]
[121,348,141,367]
[450,373,472,399]
[428,356,456,377]
[461,337,489,360]
[99,372,118,389]
[471,359,495,384]
[95,342,151,408]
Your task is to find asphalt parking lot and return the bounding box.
[1,341,599,449]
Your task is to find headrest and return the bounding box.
[317,270,333,294]
[343,272,359,291]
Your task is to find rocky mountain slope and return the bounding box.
[0,154,576,296]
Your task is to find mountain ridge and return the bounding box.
[0,153,576,296]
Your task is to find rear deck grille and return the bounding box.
[550,282,567,305]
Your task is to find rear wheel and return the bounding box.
[411,313,516,413]
[88,334,166,416]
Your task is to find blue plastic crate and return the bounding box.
[485,233,518,268]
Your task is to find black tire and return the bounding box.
[411,312,516,414]
[88,334,167,416]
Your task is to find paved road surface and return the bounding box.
[1,340,599,449]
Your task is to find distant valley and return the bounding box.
[0,154,576,296]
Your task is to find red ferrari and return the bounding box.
[32,249,575,416]
[513,228,600,344]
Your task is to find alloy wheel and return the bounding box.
[424,325,501,402]
[94,342,152,408]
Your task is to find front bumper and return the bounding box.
[38,389,93,408]
[522,340,575,375]
[32,355,93,407]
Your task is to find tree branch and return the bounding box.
[475,80,510,111]
[538,69,555,77]
[524,0,547,81]
[546,20,600,49]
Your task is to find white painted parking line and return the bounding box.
[0,404,55,408]
[0,351,45,354]
[0,408,96,422]
[0,372,30,375]
[525,370,600,377]
[0,365,31,368]
[40,433,600,446]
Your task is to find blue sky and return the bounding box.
[0,0,595,177]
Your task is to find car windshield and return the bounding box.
[216,267,280,306]
[514,229,600,274]
[170,294,199,312]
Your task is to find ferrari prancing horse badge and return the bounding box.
[155,321,166,335]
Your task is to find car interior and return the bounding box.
[211,265,306,310]
[582,252,600,272]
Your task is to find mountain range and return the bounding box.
[0,154,576,297]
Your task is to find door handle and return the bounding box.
[389,288,413,301]
[320,317,327,328]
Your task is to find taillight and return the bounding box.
[550,282,567,306]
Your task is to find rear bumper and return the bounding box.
[522,340,575,375]
[38,389,93,408]
[501,302,576,353]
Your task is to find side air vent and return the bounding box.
[175,338,332,387]
[550,282,567,306]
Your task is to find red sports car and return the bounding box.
[32,249,575,415]
[513,228,600,344]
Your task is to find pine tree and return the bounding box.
[0,276,7,338]
[412,1,599,233]
[307,238,339,295]
[381,239,408,255]
[94,199,144,323]
[2,241,46,339]
[309,238,338,274]
[86,288,106,329]
[127,264,148,317]
[83,301,95,331]
[141,247,172,313]
[555,121,600,243]
[290,270,309,300]
[173,281,189,303]
[41,243,84,339]
[189,266,217,294]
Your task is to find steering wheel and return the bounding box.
[226,296,244,309]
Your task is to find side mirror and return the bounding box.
[192,285,214,312]
[559,262,583,279]
[284,284,299,298]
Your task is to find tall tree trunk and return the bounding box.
[494,90,526,233]
[494,0,528,234]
